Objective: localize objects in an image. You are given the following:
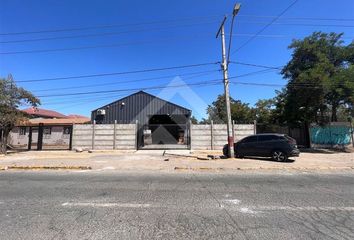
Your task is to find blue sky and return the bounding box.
[1,0,353,120]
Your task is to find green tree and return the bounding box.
[254,99,276,124]
[190,115,199,124]
[0,75,40,154]
[281,32,354,125]
[205,94,254,124]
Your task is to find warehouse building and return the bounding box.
[91,91,192,149]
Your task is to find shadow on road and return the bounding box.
[239,156,296,163]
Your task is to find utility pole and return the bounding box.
[216,3,241,158]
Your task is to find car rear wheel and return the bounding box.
[272,151,287,162]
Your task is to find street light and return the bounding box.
[233,3,241,16]
[227,3,241,65]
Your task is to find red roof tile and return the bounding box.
[22,107,67,118]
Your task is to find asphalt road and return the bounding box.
[0,171,353,240]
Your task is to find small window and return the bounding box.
[43,127,52,135]
[242,136,257,143]
[63,127,71,135]
[19,127,26,135]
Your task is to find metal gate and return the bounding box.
[137,122,191,150]
[28,124,73,150]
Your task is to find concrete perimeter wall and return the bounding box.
[72,123,254,151]
[72,124,136,150]
[191,124,255,150]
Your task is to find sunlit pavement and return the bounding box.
[0,171,353,239]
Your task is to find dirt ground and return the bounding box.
[0,148,353,172]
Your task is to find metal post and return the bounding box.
[92,120,96,150]
[69,125,73,150]
[135,120,139,150]
[211,120,214,150]
[113,120,117,150]
[253,120,257,134]
[28,126,32,150]
[217,17,234,158]
[37,123,43,151]
[189,119,192,150]
[232,120,235,142]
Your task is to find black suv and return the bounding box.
[223,134,300,161]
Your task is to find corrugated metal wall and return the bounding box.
[91,91,191,125]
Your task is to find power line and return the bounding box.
[227,33,354,40]
[37,75,347,99]
[44,80,223,110]
[232,68,278,78]
[31,67,277,96]
[3,13,353,37]
[30,72,349,102]
[8,26,347,45]
[41,72,217,105]
[29,70,272,103]
[229,61,282,70]
[37,79,223,98]
[231,0,299,55]
[35,69,281,98]
[42,92,131,106]
[231,80,351,88]
[0,21,218,44]
[237,14,354,22]
[36,79,351,104]
[0,34,212,55]
[33,71,219,105]
[16,62,218,83]
[0,15,222,36]
[31,69,220,92]
[30,61,278,92]
[236,20,354,28]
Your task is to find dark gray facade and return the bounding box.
[91,91,191,125]
[91,91,192,149]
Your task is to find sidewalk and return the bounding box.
[0,149,353,172]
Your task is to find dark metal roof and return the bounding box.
[92,91,191,113]
[91,91,191,124]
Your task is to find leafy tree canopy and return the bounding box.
[204,94,255,124]
[0,75,40,154]
[280,32,354,125]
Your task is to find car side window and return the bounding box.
[242,136,257,143]
[270,135,283,141]
[258,135,273,142]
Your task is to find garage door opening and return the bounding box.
[140,114,190,149]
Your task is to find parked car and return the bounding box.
[223,133,300,161]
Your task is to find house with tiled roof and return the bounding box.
[9,108,90,151]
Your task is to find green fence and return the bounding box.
[310,125,352,145]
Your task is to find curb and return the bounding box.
[174,166,354,172]
[0,166,92,171]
